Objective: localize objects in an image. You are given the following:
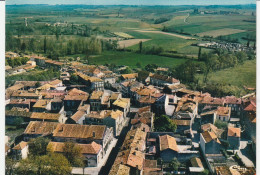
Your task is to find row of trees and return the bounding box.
[6,57,29,67]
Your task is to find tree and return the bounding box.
[235,51,247,64]
[5,158,17,175]
[198,47,202,60]
[170,157,180,171]
[154,115,177,132]
[214,119,228,130]
[35,81,41,88]
[15,153,72,175]
[139,41,143,53]
[43,37,47,54]
[21,42,26,52]
[199,169,209,175]
[120,67,133,74]
[63,142,84,167]
[28,137,50,157]
[136,62,142,68]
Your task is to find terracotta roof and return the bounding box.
[113,98,130,109]
[53,124,106,140]
[167,84,186,90]
[121,73,138,80]
[110,93,120,100]
[33,99,50,108]
[228,127,241,137]
[138,106,151,114]
[139,96,156,104]
[172,119,190,126]
[48,141,101,155]
[49,79,62,86]
[201,123,218,133]
[190,157,203,168]
[151,74,179,84]
[111,110,124,119]
[12,141,28,150]
[136,87,158,96]
[31,112,60,120]
[11,91,40,98]
[77,72,103,82]
[224,96,241,104]
[71,111,85,122]
[216,106,231,116]
[244,99,256,112]
[116,164,131,175]
[90,91,104,100]
[6,110,32,118]
[77,104,90,112]
[24,121,59,135]
[7,84,24,91]
[68,88,88,96]
[159,135,179,152]
[86,110,112,119]
[201,131,221,144]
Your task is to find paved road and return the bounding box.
[98,117,132,175]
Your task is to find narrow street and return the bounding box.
[98,112,134,175]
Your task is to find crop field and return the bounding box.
[197,28,246,37]
[118,39,151,48]
[197,60,256,89]
[114,32,134,39]
[88,51,188,68]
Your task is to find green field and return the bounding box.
[88,51,188,68]
[197,59,256,89]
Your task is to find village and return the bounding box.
[4,51,256,175]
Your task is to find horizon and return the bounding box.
[6,0,256,6]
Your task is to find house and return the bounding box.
[216,106,231,122]
[109,128,146,175]
[224,96,242,116]
[131,107,154,130]
[89,91,104,111]
[163,84,186,94]
[64,88,89,114]
[198,96,225,113]
[241,97,256,140]
[143,159,163,175]
[227,127,241,150]
[85,110,126,137]
[120,81,144,98]
[32,99,51,112]
[200,110,216,125]
[47,141,102,167]
[10,90,41,100]
[150,74,180,87]
[77,72,104,91]
[5,109,32,125]
[113,98,130,117]
[12,141,29,160]
[121,73,138,81]
[172,119,191,134]
[66,110,86,124]
[6,99,32,110]
[201,123,225,139]
[50,97,64,113]
[164,94,178,116]
[52,124,114,156]
[174,98,198,121]
[23,121,59,141]
[159,135,179,162]
[30,112,67,123]
[200,131,221,155]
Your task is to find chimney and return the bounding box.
[93,132,95,138]
[59,126,63,132]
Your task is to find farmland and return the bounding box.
[5,4,256,94]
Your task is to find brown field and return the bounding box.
[118,39,151,48]
[134,29,196,40]
[197,28,246,37]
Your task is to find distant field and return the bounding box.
[114,32,134,39]
[118,39,151,48]
[197,28,246,37]
[197,59,256,89]
[88,51,188,68]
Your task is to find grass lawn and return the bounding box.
[88,51,188,68]
[197,59,256,89]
